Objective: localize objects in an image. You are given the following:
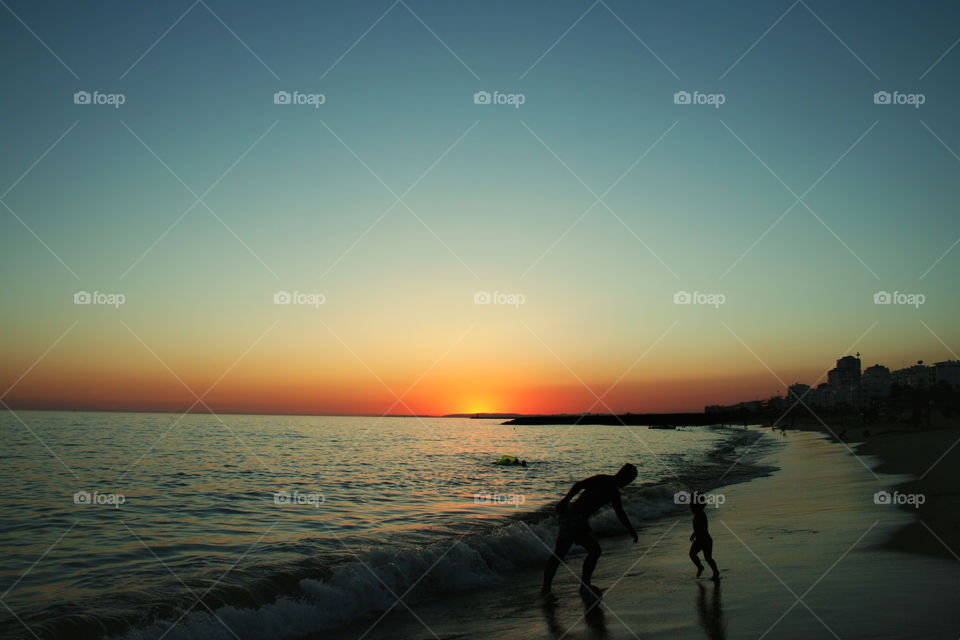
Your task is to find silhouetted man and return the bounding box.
[541,463,638,599]
[689,491,720,580]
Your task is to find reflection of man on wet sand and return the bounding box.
[541,464,638,599]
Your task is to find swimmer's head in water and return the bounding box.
[615,463,638,486]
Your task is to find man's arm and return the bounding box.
[556,480,584,511]
[612,492,638,542]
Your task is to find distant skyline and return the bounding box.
[2,1,959,416]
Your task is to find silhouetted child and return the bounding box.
[689,491,720,580]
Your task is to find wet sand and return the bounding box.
[322,429,960,639]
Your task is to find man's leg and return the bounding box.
[580,534,602,587]
[542,537,573,593]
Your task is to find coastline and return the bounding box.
[322,429,960,639]
[856,427,960,559]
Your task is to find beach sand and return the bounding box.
[320,430,960,639]
[857,427,960,560]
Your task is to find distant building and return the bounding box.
[787,383,811,405]
[861,364,892,401]
[934,360,960,390]
[827,355,861,406]
[811,382,835,407]
[892,362,932,389]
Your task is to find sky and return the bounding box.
[1,0,959,416]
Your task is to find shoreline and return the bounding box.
[322,429,960,639]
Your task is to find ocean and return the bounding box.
[0,411,774,640]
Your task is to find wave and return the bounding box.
[109,428,776,640]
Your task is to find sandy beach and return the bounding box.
[320,429,960,640]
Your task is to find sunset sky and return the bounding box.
[1,1,959,415]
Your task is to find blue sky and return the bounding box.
[1,1,959,413]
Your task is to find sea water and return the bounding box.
[0,411,772,639]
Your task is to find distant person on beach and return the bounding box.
[541,463,638,599]
[689,491,720,580]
